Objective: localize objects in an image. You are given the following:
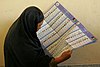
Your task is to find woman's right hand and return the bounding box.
[49,50,72,67]
[60,50,72,60]
[54,50,72,64]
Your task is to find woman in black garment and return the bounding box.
[4,6,72,67]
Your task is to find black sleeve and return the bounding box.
[36,55,53,67]
[11,42,54,67]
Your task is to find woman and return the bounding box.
[4,6,72,67]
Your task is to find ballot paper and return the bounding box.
[37,1,97,57]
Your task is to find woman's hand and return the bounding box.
[49,50,72,67]
[54,50,72,64]
[60,50,72,60]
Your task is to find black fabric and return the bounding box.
[4,6,53,67]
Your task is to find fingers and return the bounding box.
[64,50,72,55]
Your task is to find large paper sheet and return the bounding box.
[37,1,97,57]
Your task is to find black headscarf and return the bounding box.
[4,6,53,67]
